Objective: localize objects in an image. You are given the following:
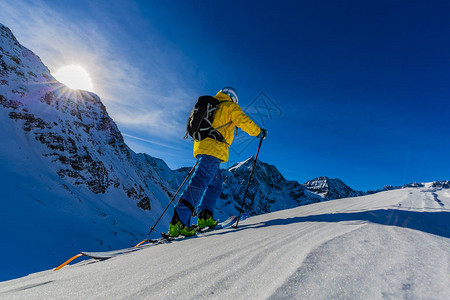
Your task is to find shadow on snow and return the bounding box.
[229,209,450,239]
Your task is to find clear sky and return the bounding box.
[1,0,449,191]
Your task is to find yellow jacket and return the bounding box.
[193,92,261,162]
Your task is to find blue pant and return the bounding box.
[175,154,222,226]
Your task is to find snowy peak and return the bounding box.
[218,158,322,218]
[431,180,450,188]
[0,22,160,206]
[228,156,256,172]
[303,176,364,199]
[220,158,367,220]
[0,23,50,79]
[229,156,286,189]
[228,161,363,203]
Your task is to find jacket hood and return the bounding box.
[214,91,233,102]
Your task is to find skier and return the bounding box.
[168,87,267,237]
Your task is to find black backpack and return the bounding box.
[185,96,231,143]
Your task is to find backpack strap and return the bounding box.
[214,121,232,131]
[208,100,233,139]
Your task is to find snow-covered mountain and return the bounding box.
[1,186,449,298]
[0,22,178,281]
[303,176,365,199]
[0,22,178,209]
[218,157,323,218]
[366,180,450,194]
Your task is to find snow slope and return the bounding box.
[0,186,448,299]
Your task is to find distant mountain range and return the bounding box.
[1,22,448,280]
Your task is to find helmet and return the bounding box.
[219,87,239,104]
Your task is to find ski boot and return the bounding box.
[168,211,196,237]
[197,209,218,229]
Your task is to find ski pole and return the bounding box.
[147,160,199,236]
[233,137,264,228]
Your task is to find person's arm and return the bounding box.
[229,104,262,136]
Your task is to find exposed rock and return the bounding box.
[0,22,167,210]
[303,176,365,200]
[431,181,450,189]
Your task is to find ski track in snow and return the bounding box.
[0,188,449,299]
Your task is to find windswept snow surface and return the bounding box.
[1,187,449,299]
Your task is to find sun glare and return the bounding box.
[53,65,94,92]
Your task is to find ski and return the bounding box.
[54,242,158,271]
[197,214,242,233]
[55,215,244,271]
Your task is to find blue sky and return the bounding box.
[1,0,449,191]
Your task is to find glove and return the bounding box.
[257,128,267,139]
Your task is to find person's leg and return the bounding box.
[173,155,221,226]
[197,168,222,215]
[197,169,223,228]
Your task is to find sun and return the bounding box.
[53,65,94,92]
